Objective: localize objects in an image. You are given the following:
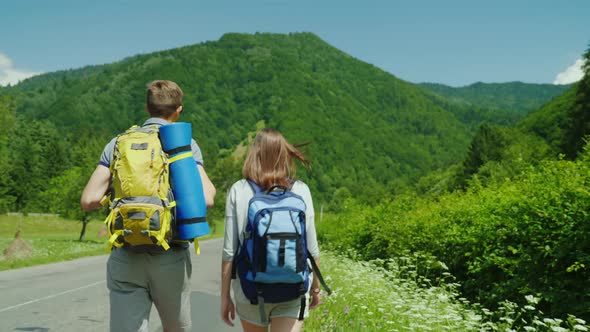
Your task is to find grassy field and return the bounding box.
[0,214,225,271]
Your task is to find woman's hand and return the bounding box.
[221,295,236,327]
[309,288,321,310]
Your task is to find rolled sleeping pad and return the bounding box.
[159,122,210,239]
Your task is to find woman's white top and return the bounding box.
[222,179,320,263]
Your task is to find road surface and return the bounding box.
[0,238,241,332]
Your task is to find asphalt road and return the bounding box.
[0,238,241,332]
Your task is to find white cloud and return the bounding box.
[553,58,585,85]
[0,51,42,86]
[0,52,12,68]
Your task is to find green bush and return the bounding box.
[318,146,590,320]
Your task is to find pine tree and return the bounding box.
[458,123,506,187]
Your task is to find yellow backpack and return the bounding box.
[104,125,176,251]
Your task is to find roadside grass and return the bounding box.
[306,251,484,332]
[0,214,225,271]
[306,251,589,332]
[0,214,105,271]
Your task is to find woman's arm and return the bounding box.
[220,260,235,326]
[220,183,239,326]
[299,182,323,308]
[310,257,321,309]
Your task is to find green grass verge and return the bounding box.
[306,252,485,331]
[305,251,589,331]
[0,214,225,271]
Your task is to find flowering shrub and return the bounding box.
[317,148,590,320]
[305,251,589,331]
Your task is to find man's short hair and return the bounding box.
[146,80,183,117]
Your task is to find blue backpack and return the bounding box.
[233,180,331,323]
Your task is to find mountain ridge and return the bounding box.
[420,81,571,116]
[0,32,572,208]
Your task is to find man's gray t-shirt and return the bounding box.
[99,117,204,168]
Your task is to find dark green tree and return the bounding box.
[563,45,590,158]
[0,96,16,212]
[8,119,69,212]
[37,167,98,241]
[457,123,507,187]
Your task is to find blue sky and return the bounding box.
[0,0,588,87]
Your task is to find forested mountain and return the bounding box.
[518,52,589,159]
[420,81,571,117]
[319,46,590,321]
[517,85,577,155]
[0,32,514,213]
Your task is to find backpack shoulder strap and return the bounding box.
[135,124,159,135]
[247,179,296,195]
[122,125,141,135]
[247,180,263,194]
[308,257,332,295]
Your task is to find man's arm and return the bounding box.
[80,165,111,211]
[198,164,216,208]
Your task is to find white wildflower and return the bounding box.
[551,327,567,332]
[525,295,540,304]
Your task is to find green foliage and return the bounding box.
[455,123,553,188]
[563,46,590,158]
[0,96,16,212]
[37,167,96,220]
[318,145,590,320]
[519,43,590,159]
[1,32,563,212]
[421,81,571,118]
[518,86,577,155]
[6,118,70,211]
[460,123,508,183]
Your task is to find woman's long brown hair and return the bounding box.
[242,128,309,191]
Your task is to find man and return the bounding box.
[81,80,216,332]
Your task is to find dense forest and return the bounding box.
[0,32,548,215]
[420,81,571,117]
[1,32,589,322]
[320,45,590,320]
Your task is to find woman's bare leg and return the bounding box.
[270,317,303,332]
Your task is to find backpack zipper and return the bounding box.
[150,147,155,168]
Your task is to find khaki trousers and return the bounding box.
[107,247,192,332]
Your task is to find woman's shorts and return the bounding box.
[235,296,310,327]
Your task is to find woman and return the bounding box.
[221,128,322,332]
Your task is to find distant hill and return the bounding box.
[517,85,577,153]
[0,32,525,209]
[420,81,571,116]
